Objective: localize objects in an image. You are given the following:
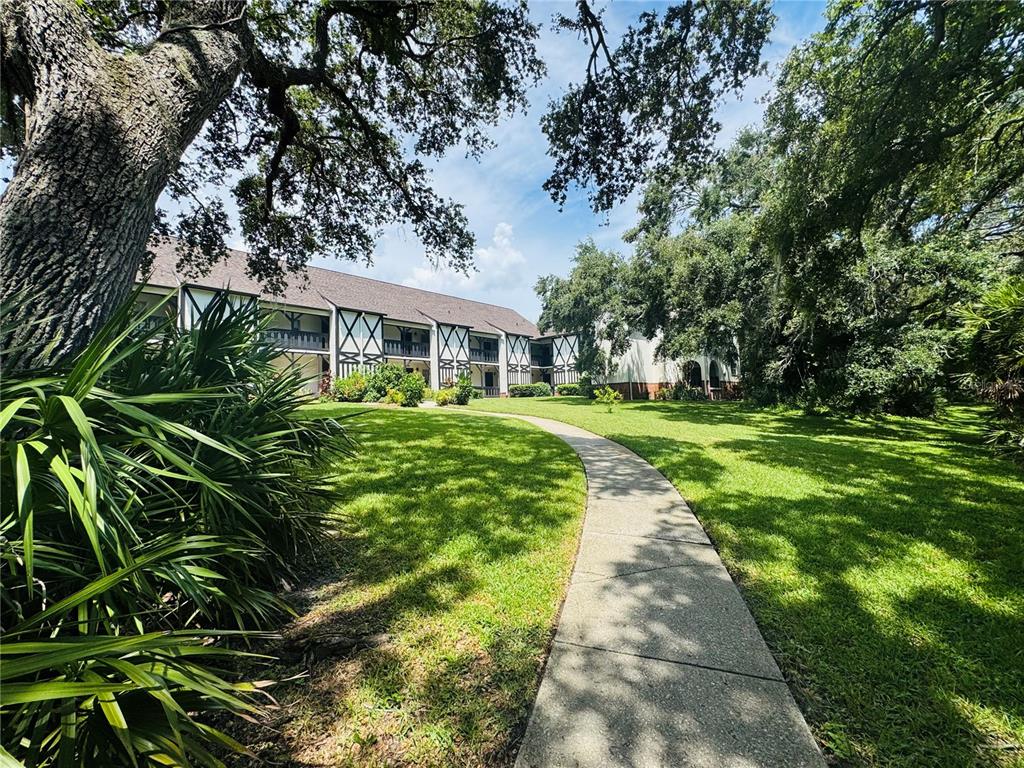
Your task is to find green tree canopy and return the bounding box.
[761,0,1024,294]
[539,0,1023,415]
[535,240,630,377]
[0,0,774,368]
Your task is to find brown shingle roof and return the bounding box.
[143,239,541,337]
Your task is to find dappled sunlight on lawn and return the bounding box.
[469,397,1024,766]
[230,407,586,767]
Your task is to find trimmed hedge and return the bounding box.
[556,383,580,396]
[655,381,709,401]
[509,382,553,397]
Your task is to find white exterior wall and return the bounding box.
[337,309,384,374]
[436,323,470,385]
[263,307,328,333]
[271,353,324,396]
[602,333,738,387]
[180,286,259,329]
[506,334,532,386]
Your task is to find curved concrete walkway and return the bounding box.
[471,412,824,768]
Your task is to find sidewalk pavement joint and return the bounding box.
[457,410,824,768]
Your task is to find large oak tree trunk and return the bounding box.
[0,0,249,369]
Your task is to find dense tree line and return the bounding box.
[538,1,1023,435]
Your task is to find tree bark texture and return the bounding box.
[0,0,249,369]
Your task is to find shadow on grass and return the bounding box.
[470,396,1022,762]
[330,410,582,578]
[232,409,585,767]
[595,408,1024,764]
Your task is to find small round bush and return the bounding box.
[435,387,455,406]
[557,383,580,396]
[398,372,426,407]
[332,370,368,402]
[366,362,406,400]
[578,373,594,399]
[453,373,475,405]
[594,385,623,412]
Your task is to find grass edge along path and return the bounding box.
[233,405,587,767]
[466,397,1024,768]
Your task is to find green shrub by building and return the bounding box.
[384,387,406,405]
[331,369,369,402]
[454,373,476,404]
[510,382,552,397]
[365,362,406,402]
[556,382,580,395]
[655,381,709,401]
[398,371,427,407]
[578,372,594,398]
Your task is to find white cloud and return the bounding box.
[403,222,526,294]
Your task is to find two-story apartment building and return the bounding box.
[138,241,581,396]
[138,240,738,398]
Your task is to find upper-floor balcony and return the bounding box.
[470,348,498,363]
[383,339,430,358]
[530,341,553,367]
[262,328,328,351]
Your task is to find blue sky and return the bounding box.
[316,0,829,322]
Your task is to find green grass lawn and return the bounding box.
[237,405,585,767]
[468,397,1024,767]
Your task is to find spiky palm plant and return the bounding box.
[960,278,1024,460]
[1,291,351,766]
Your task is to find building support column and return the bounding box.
[176,286,186,330]
[429,320,440,388]
[498,332,509,395]
[356,312,364,368]
[328,304,339,377]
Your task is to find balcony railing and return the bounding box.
[262,328,328,351]
[470,348,498,363]
[383,339,430,358]
[531,357,552,367]
[477,386,500,398]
